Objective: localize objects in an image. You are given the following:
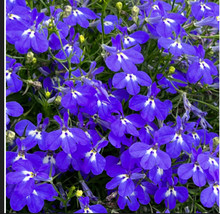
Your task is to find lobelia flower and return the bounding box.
[34,150,57,176]
[7,8,49,54]
[117,181,157,211]
[75,196,107,213]
[77,132,107,175]
[55,27,83,64]
[177,148,207,187]
[186,44,218,85]
[96,15,121,34]
[194,4,219,29]
[106,150,146,197]
[45,112,89,154]
[200,171,219,208]
[6,57,23,94]
[156,116,194,158]
[190,0,216,21]
[6,159,50,197]
[6,101,24,126]
[63,0,97,29]
[197,139,219,178]
[153,2,187,38]
[14,113,49,150]
[129,136,171,170]
[117,25,149,49]
[158,26,196,57]
[112,70,152,95]
[129,82,172,122]
[149,166,172,185]
[6,138,43,169]
[6,4,31,43]
[154,176,188,210]
[110,112,145,137]
[61,80,97,111]
[102,34,144,73]
[6,0,27,11]
[9,183,58,213]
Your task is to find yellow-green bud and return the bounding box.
[76,190,83,197]
[54,96,62,105]
[213,137,219,148]
[67,186,76,198]
[116,2,123,13]
[32,57,37,64]
[131,6,139,23]
[63,5,72,18]
[6,130,16,143]
[26,51,34,63]
[79,35,85,43]
[168,66,175,74]
[45,91,51,98]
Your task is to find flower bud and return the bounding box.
[63,5,72,18]
[79,35,85,43]
[32,57,37,64]
[54,96,62,105]
[131,6,139,23]
[6,130,15,143]
[168,66,175,74]
[116,2,123,13]
[76,190,83,197]
[213,137,219,148]
[26,51,34,63]
[67,185,76,198]
[45,91,51,98]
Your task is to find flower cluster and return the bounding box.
[6,0,219,213]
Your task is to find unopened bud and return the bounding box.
[116,2,123,13]
[63,5,72,18]
[32,57,37,64]
[131,6,139,23]
[6,130,16,143]
[79,35,85,43]
[67,186,76,198]
[76,190,83,197]
[54,96,62,105]
[213,137,219,148]
[26,51,34,63]
[168,66,175,74]
[45,91,51,98]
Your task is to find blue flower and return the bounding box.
[9,183,57,213]
[7,8,49,54]
[46,112,89,153]
[129,82,172,122]
[103,34,144,73]
[154,177,188,210]
[6,57,23,94]
[187,44,218,85]
[63,0,97,28]
[6,101,23,126]
[75,196,107,213]
[112,70,152,95]
[14,113,49,150]
[6,159,50,197]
